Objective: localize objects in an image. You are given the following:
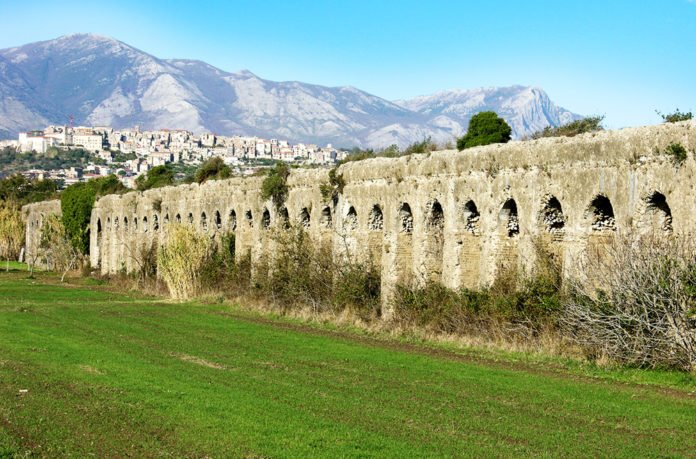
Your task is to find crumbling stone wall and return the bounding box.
[21,199,61,266]
[22,121,696,317]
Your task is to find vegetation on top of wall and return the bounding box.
[529,116,605,139]
[320,168,345,202]
[657,109,693,123]
[260,163,290,207]
[0,174,59,206]
[60,175,127,255]
[457,111,512,150]
[664,142,688,166]
[134,164,175,191]
[195,157,232,184]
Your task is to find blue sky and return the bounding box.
[1,0,694,129]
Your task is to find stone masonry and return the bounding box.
[22,121,696,317]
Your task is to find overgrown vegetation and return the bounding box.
[530,116,605,139]
[60,175,127,255]
[134,164,175,191]
[37,214,79,281]
[260,163,290,207]
[195,157,232,184]
[254,227,381,319]
[392,242,561,338]
[157,224,214,299]
[457,111,512,150]
[563,235,696,371]
[0,203,25,272]
[664,142,688,166]
[657,109,693,123]
[319,167,345,202]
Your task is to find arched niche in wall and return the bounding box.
[423,199,445,282]
[399,203,413,234]
[321,206,332,229]
[214,210,222,230]
[279,207,290,229]
[587,195,616,232]
[262,208,271,229]
[640,191,673,234]
[396,202,414,286]
[498,199,519,238]
[299,207,311,229]
[229,210,237,231]
[539,195,565,235]
[368,205,383,231]
[462,200,480,235]
[345,206,358,231]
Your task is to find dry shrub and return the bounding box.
[562,234,696,371]
[157,224,213,299]
[38,214,81,281]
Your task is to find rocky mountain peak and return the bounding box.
[0,34,581,147]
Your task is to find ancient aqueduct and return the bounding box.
[22,122,696,315]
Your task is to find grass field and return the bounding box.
[1,269,695,456]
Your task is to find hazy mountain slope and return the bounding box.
[0,34,581,147]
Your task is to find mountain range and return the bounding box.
[0,34,581,148]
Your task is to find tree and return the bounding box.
[457,111,512,150]
[0,174,59,206]
[135,165,175,191]
[195,157,232,184]
[0,203,25,271]
[261,163,290,207]
[60,175,127,256]
[38,214,79,282]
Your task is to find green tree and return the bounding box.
[135,165,175,191]
[195,157,232,184]
[457,111,512,150]
[261,163,290,207]
[60,175,127,255]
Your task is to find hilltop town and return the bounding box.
[0,125,347,187]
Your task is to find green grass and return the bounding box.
[0,271,695,456]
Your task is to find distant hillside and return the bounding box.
[0,34,582,147]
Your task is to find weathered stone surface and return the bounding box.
[22,120,696,317]
[21,199,61,265]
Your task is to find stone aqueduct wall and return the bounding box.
[22,199,61,264]
[23,121,696,316]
